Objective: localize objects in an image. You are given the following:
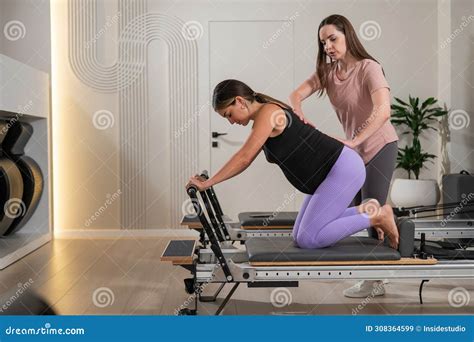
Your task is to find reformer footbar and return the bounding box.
[182,172,294,243]
[181,171,294,231]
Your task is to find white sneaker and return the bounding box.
[343,280,385,298]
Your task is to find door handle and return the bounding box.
[212,132,228,138]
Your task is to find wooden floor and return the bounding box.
[0,237,472,315]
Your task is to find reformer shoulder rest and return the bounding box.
[238,211,297,229]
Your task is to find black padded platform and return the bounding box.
[161,240,196,265]
[162,240,196,258]
[238,211,297,227]
[246,237,400,262]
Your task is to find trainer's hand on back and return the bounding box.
[292,107,316,128]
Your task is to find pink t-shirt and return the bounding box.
[311,59,398,164]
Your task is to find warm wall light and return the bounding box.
[50,0,62,233]
[49,0,126,234]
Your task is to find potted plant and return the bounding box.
[389,96,449,207]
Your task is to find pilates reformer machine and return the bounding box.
[163,180,474,316]
[180,171,474,244]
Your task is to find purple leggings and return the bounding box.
[293,146,371,249]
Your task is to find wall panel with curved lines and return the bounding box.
[64,0,198,229]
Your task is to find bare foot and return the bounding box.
[359,199,384,240]
[370,205,399,249]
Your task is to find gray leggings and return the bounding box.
[351,141,398,238]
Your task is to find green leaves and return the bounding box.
[396,140,436,179]
[390,95,448,179]
[420,97,436,111]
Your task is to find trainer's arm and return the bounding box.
[289,72,320,126]
[350,88,391,148]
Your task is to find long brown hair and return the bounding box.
[316,14,379,97]
[212,79,291,111]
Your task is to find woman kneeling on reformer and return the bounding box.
[187,79,399,249]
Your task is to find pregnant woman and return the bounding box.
[188,79,399,250]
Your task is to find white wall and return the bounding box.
[0,0,51,73]
[447,0,473,174]
[0,0,466,229]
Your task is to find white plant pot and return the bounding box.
[390,178,440,208]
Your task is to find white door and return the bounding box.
[209,20,302,220]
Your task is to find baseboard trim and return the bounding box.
[54,228,199,239]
